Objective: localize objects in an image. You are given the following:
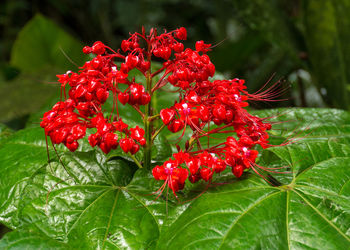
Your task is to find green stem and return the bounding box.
[143,69,153,170]
[151,123,166,142]
[148,114,160,121]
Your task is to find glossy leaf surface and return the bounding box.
[0,230,68,249]
[0,108,349,249]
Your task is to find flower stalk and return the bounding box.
[143,71,152,170]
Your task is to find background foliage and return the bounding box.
[2,0,350,129]
[0,0,349,249]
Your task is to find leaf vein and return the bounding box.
[66,188,113,236]
[217,191,281,249]
[339,179,350,196]
[294,156,349,183]
[126,189,161,228]
[293,189,350,242]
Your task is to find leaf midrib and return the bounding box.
[102,189,120,249]
[286,190,291,250]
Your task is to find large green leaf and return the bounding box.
[157,150,350,249]
[10,14,87,73]
[0,127,164,248]
[156,108,350,249]
[0,108,350,249]
[1,14,88,123]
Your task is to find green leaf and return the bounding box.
[0,127,136,225]
[0,230,68,249]
[1,108,350,249]
[0,127,160,249]
[152,133,172,162]
[156,143,350,249]
[155,108,350,249]
[10,14,87,73]
[252,108,350,145]
[2,14,88,123]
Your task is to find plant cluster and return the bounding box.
[40,27,284,197]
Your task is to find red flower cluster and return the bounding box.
[153,151,227,193]
[41,27,284,197]
[41,99,85,152]
[40,39,149,155]
[151,30,280,194]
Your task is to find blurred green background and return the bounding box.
[1,0,350,131]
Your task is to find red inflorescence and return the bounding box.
[41,27,283,197]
